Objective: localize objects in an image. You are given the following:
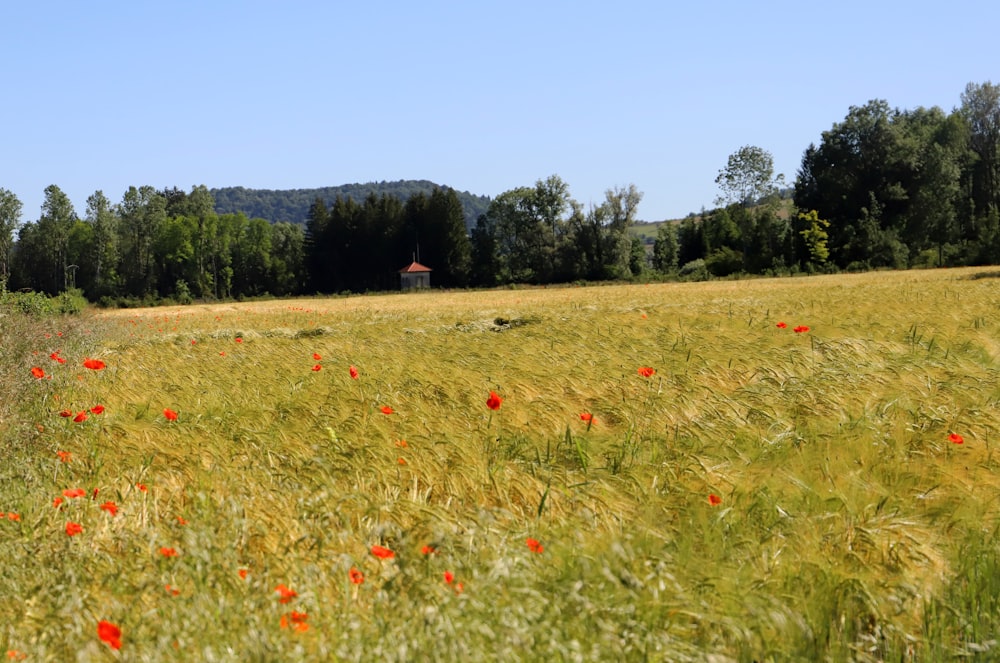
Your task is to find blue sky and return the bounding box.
[3,1,997,223]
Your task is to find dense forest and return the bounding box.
[212,181,491,232]
[1,81,998,304]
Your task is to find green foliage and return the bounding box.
[797,209,830,265]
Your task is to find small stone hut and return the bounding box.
[398,261,432,290]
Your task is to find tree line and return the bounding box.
[1,80,998,303]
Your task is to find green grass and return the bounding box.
[3,269,1000,661]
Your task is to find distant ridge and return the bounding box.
[211,180,491,231]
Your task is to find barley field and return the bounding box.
[3,268,1000,661]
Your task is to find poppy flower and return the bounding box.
[97,620,122,650]
[312,353,322,360]
[239,568,249,579]
[136,483,148,492]
[63,488,86,498]
[349,567,364,585]
[397,457,407,465]
[90,404,105,415]
[57,450,72,463]
[6,652,25,662]
[580,412,594,423]
[59,410,72,418]
[793,325,810,334]
[100,501,118,517]
[159,547,178,557]
[637,366,655,378]
[235,337,243,344]
[526,538,544,554]
[274,584,297,603]
[53,497,64,508]
[66,522,83,536]
[83,358,106,370]
[708,493,722,506]
[486,391,503,411]
[949,433,964,444]
[219,351,226,356]
[31,367,45,379]
[73,411,87,423]
[444,571,455,584]
[421,544,437,555]
[371,545,395,559]
[176,516,187,525]
[349,365,359,379]
[7,513,20,521]
[776,321,788,329]
[165,584,181,596]
[380,406,394,415]
[311,364,322,372]
[395,439,408,448]
[280,611,309,632]
[163,408,178,421]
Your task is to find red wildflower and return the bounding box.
[59,409,72,418]
[312,353,322,360]
[280,611,309,632]
[176,516,187,525]
[56,450,72,463]
[486,390,503,411]
[63,488,86,498]
[637,366,655,378]
[274,584,297,603]
[53,497,64,508]
[90,404,105,415]
[238,568,249,579]
[371,545,395,559]
[443,571,455,584]
[6,650,26,661]
[380,406,394,415]
[235,337,243,344]
[708,493,722,506]
[219,351,226,356]
[100,501,118,517]
[165,584,181,596]
[66,522,83,536]
[526,538,544,554]
[159,547,178,557]
[163,408,178,421]
[776,321,788,329]
[136,483,148,492]
[793,325,810,334]
[580,412,594,423]
[349,567,364,585]
[949,433,964,444]
[397,457,407,465]
[97,620,122,650]
[421,544,437,555]
[395,439,408,448]
[31,366,45,379]
[311,364,322,372]
[7,513,20,521]
[83,358,106,370]
[73,411,87,423]
[349,365,359,379]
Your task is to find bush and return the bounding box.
[57,288,87,315]
[678,259,709,281]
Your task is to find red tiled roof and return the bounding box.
[399,261,432,273]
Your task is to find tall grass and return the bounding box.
[2,269,1000,660]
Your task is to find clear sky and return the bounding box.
[3,1,997,223]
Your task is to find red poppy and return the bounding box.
[349,365,359,379]
[380,406,394,415]
[395,439,408,448]
[73,411,87,423]
[776,321,788,329]
[176,516,187,525]
[312,353,322,360]
[793,325,810,334]
[444,571,454,584]
[97,620,122,650]
[580,412,594,423]
[526,538,544,554]
[65,522,83,536]
[165,584,181,596]
[637,366,655,378]
[708,493,722,506]
[163,408,178,421]
[136,483,148,492]
[31,366,45,379]
[397,457,407,465]
[59,409,72,418]
[280,611,309,632]
[56,450,72,463]
[486,391,503,411]
[371,545,395,559]
[311,364,322,372]
[83,358,106,370]
[949,433,964,444]
[63,488,86,498]
[349,567,364,585]
[219,351,226,356]
[421,544,437,555]
[90,404,105,415]
[238,568,249,579]
[53,497,64,508]
[100,501,118,517]
[159,547,178,557]
[275,584,297,603]
[235,337,243,344]
[7,513,20,521]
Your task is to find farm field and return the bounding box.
[3,268,1000,661]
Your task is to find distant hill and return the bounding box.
[211,180,492,232]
